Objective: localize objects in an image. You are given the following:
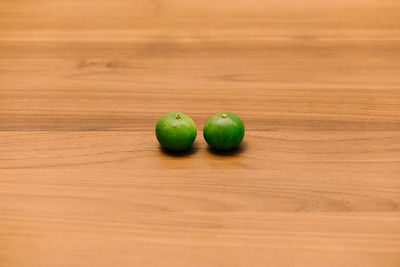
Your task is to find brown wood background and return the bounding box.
[1,0,400,266]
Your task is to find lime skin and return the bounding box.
[155,112,197,151]
[203,112,245,150]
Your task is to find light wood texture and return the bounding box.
[1,0,400,266]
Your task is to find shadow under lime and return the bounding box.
[207,141,247,156]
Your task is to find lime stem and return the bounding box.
[175,114,181,119]
[221,113,227,118]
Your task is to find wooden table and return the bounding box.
[1,0,400,266]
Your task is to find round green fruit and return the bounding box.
[155,112,197,151]
[203,112,245,150]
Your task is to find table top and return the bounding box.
[1,0,400,266]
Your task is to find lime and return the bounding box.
[203,112,245,150]
[155,112,197,151]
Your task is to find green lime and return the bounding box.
[203,112,245,150]
[155,112,197,151]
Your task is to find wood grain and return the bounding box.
[1,0,400,266]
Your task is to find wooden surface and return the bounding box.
[1,0,400,266]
